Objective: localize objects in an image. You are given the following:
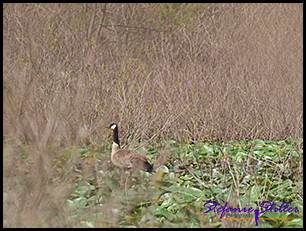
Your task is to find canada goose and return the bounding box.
[106,123,154,173]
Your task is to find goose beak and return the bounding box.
[105,125,110,128]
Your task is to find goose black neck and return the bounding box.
[113,126,120,147]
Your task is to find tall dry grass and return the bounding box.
[3,3,303,144]
[3,3,303,227]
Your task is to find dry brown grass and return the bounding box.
[3,3,303,227]
[3,3,303,144]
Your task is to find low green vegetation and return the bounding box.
[4,137,303,227]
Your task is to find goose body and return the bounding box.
[106,123,153,173]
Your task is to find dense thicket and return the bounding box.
[3,3,303,144]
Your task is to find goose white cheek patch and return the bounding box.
[111,124,117,130]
